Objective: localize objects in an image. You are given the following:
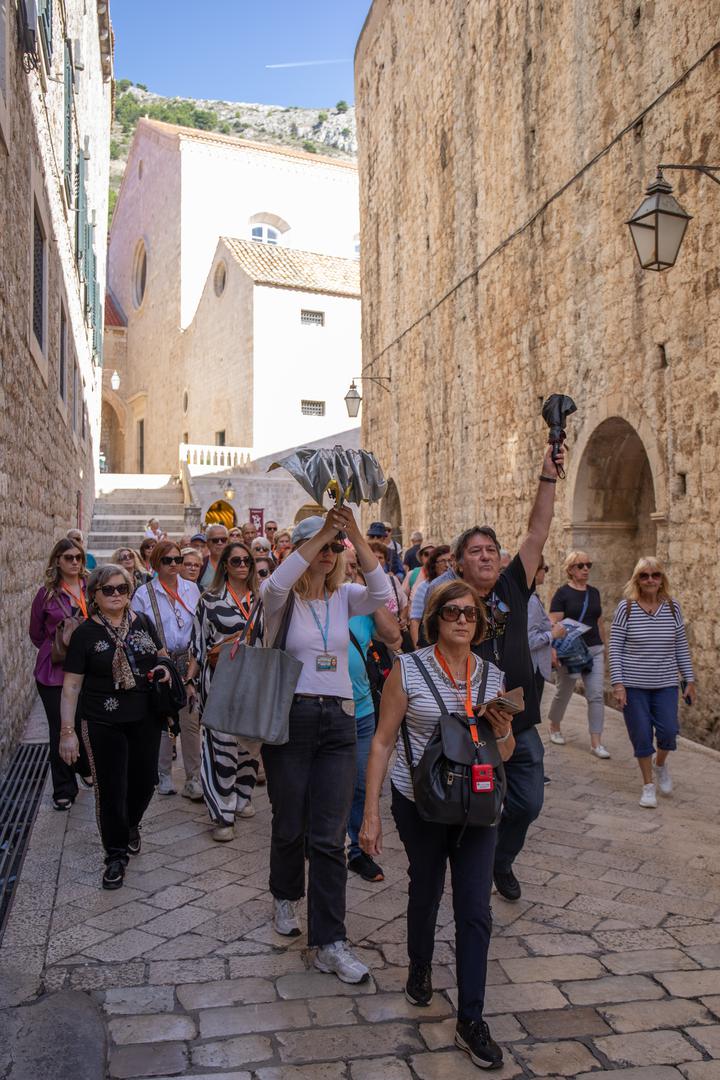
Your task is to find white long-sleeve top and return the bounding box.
[260,549,391,697]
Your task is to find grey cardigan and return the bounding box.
[527,592,554,681]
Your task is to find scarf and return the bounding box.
[97,611,136,690]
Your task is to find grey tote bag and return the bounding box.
[201,594,301,745]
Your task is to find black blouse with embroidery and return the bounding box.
[64,612,163,724]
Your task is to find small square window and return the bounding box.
[301,310,325,327]
[301,400,325,417]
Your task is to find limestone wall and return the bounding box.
[355,0,720,744]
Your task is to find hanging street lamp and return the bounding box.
[110,370,121,391]
[223,482,235,501]
[344,374,391,418]
[627,164,719,271]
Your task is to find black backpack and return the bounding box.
[401,653,506,838]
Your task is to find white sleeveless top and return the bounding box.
[391,646,505,801]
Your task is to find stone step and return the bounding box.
[88,533,186,552]
[90,517,185,532]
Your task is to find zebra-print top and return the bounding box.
[190,588,260,715]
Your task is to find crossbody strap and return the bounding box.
[146,585,168,651]
[349,629,371,675]
[408,652,450,713]
[475,658,490,707]
[273,591,296,651]
[579,590,590,623]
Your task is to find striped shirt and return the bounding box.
[609,599,694,689]
[390,646,504,801]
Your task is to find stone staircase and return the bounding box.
[88,474,186,561]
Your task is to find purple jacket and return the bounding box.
[29,587,85,687]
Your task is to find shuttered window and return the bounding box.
[63,42,73,202]
[38,0,52,62]
[301,310,324,327]
[59,306,67,400]
[75,151,86,274]
[32,206,45,349]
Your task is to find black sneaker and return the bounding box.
[102,859,125,891]
[493,867,521,901]
[348,852,385,882]
[405,960,433,1006]
[455,1018,503,1069]
[127,827,141,856]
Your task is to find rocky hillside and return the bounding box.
[109,83,358,219]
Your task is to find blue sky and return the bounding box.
[112,0,372,107]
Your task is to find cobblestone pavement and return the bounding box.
[3,695,720,1079]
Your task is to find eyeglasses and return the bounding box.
[321,542,345,555]
[440,604,480,623]
[208,536,227,545]
[228,556,252,567]
[160,556,183,566]
[257,567,271,578]
[61,553,83,563]
[183,561,201,570]
[99,583,131,597]
[638,571,662,580]
[573,562,593,570]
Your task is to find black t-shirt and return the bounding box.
[472,554,539,735]
[64,612,163,724]
[550,584,602,647]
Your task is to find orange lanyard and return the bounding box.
[62,583,88,619]
[159,581,193,616]
[434,647,479,743]
[227,585,252,621]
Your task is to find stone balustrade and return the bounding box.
[179,443,253,474]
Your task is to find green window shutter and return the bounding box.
[63,43,73,202]
[84,224,94,318]
[75,152,86,273]
[39,0,53,62]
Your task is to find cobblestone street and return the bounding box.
[2,695,720,1079]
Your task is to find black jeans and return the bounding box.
[81,719,161,864]
[36,681,90,802]
[391,784,496,1023]
[263,695,356,948]
[494,725,545,874]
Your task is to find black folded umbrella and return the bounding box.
[268,445,388,507]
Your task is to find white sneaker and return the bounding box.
[591,745,611,759]
[157,773,176,796]
[639,783,657,808]
[235,801,256,819]
[550,731,566,745]
[315,940,370,984]
[273,898,301,937]
[182,778,204,801]
[654,762,673,796]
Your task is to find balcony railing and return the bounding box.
[180,442,253,474]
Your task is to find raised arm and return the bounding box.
[518,444,566,589]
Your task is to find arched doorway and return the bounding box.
[294,503,325,524]
[572,417,656,608]
[205,499,237,528]
[380,479,402,543]
[100,398,125,473]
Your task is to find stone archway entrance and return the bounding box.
[571,417,656,608]
[205,499,237,528]
[380,479,402,543]
[100,398,125,473]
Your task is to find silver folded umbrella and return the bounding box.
[268,446,388,506]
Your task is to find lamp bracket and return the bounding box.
[352,375,392,393]
[657,163,720,187]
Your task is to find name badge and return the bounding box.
[316,653,338,672]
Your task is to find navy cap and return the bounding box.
[190,533,206,543]
[367,521,387,537]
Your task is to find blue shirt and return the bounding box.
[348,614,375,719]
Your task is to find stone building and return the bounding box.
[0,1,112,762]
[355,1,720,744]
[104,121,361,474]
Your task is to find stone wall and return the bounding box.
[355,0,720,745]
[0,1,111,765]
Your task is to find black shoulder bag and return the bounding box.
[400,653,506,839]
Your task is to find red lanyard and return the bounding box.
[227,584,252,621]
[62,583,88,619]
[159,581,194,616]
[434,647,479,744]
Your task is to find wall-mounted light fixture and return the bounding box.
[627,164,719,271]
[344,375,391,418]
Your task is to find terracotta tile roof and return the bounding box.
[222,238,360,299]
[140,118,357,172]
[105,291,127,328]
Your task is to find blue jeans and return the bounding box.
[494,726,545,874]
[347,711,375,862]
[624,686,679,758]
[263,695,357,948]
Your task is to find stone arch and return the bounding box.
[248,211,291,234]
[570,416,658,611]
[205,499,237,528]
[294,503,325,524]
[380,478,402,542]
[100,392,127,473]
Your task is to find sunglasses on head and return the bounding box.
[321,542,345,555]
[573,562,593,570]
[638,570,662,580]
[208,536,227,545]
[228,555,252,567]
[99,583,131,597]
[440,604,480,623]
[61,553,83,563]
[160,555,183,566]
[257,567,271,578]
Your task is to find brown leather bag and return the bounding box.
[208,629,245,670]
[51,595,84,665]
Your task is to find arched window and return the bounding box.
[132,240,147,307]
[251,224,279,245]
[248,212,290,245]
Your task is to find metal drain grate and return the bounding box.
[0,741,49,939]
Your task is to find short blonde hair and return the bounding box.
[563,550,591,577]
[623,557,672,603]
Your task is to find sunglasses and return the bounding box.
[638,571,662,580]
[265,526,277,532]
[321,542,345,555]
[208,537,227,545]
[257,567,271,578]
[440,604,480,623]
[160,556,183,566]
[228,555,252,567]
[99,583,131,597]
[118,552,134,561]
[573,562,593,570]
[61,553,83,563]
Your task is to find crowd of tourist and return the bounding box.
[28,454,696,1071]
